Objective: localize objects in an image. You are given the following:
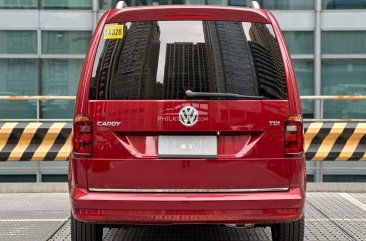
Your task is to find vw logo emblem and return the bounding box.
[179,106,199,126]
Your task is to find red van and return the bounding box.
[69,2,305,241]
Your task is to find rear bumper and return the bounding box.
[71,187,305,225]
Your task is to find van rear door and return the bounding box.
[86,20,292,191]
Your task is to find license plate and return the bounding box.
[158,136,217,158]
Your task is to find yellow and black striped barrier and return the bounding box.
[0,122,365,161]
[304,122,366,161]
[0,122,71,161]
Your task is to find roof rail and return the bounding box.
[116,1,128,9]
[248,1,261,9]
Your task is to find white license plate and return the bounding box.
[158,136,217,158]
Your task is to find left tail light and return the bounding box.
[285,114,304,156]
[74,114,92,156]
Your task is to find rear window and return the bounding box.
[90,21,287,100]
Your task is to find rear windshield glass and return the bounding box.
[90,21,287,100]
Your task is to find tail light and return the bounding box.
[74,114,92,156]
[285,114,303,156]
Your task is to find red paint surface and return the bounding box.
[87,100,290,190]
[106,5,271,23]
[71,187,304,224]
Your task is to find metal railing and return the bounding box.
[0,95,366,122]
[301,95,366,121]
[0,96,75,122]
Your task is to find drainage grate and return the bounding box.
[50,224,272,241]
[307,193,366,219]
[48,220,71,241]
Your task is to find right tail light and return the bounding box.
[285,114,303,156]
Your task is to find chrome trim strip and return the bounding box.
[88,188,288,193]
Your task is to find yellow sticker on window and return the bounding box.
[103,25,124,39]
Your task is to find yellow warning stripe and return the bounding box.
[361,142,366,161]
[32,123,66,161]
[8,122,42,161]
[3,121,366,161]
[0,122,18,152]
[55,134,72,161]
[304,122,323,153]
[338,123,366,161]
[313,123,347,161]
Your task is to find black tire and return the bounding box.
[203,21,258,96]
[271,216,305,241]
[71,215,103,241]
